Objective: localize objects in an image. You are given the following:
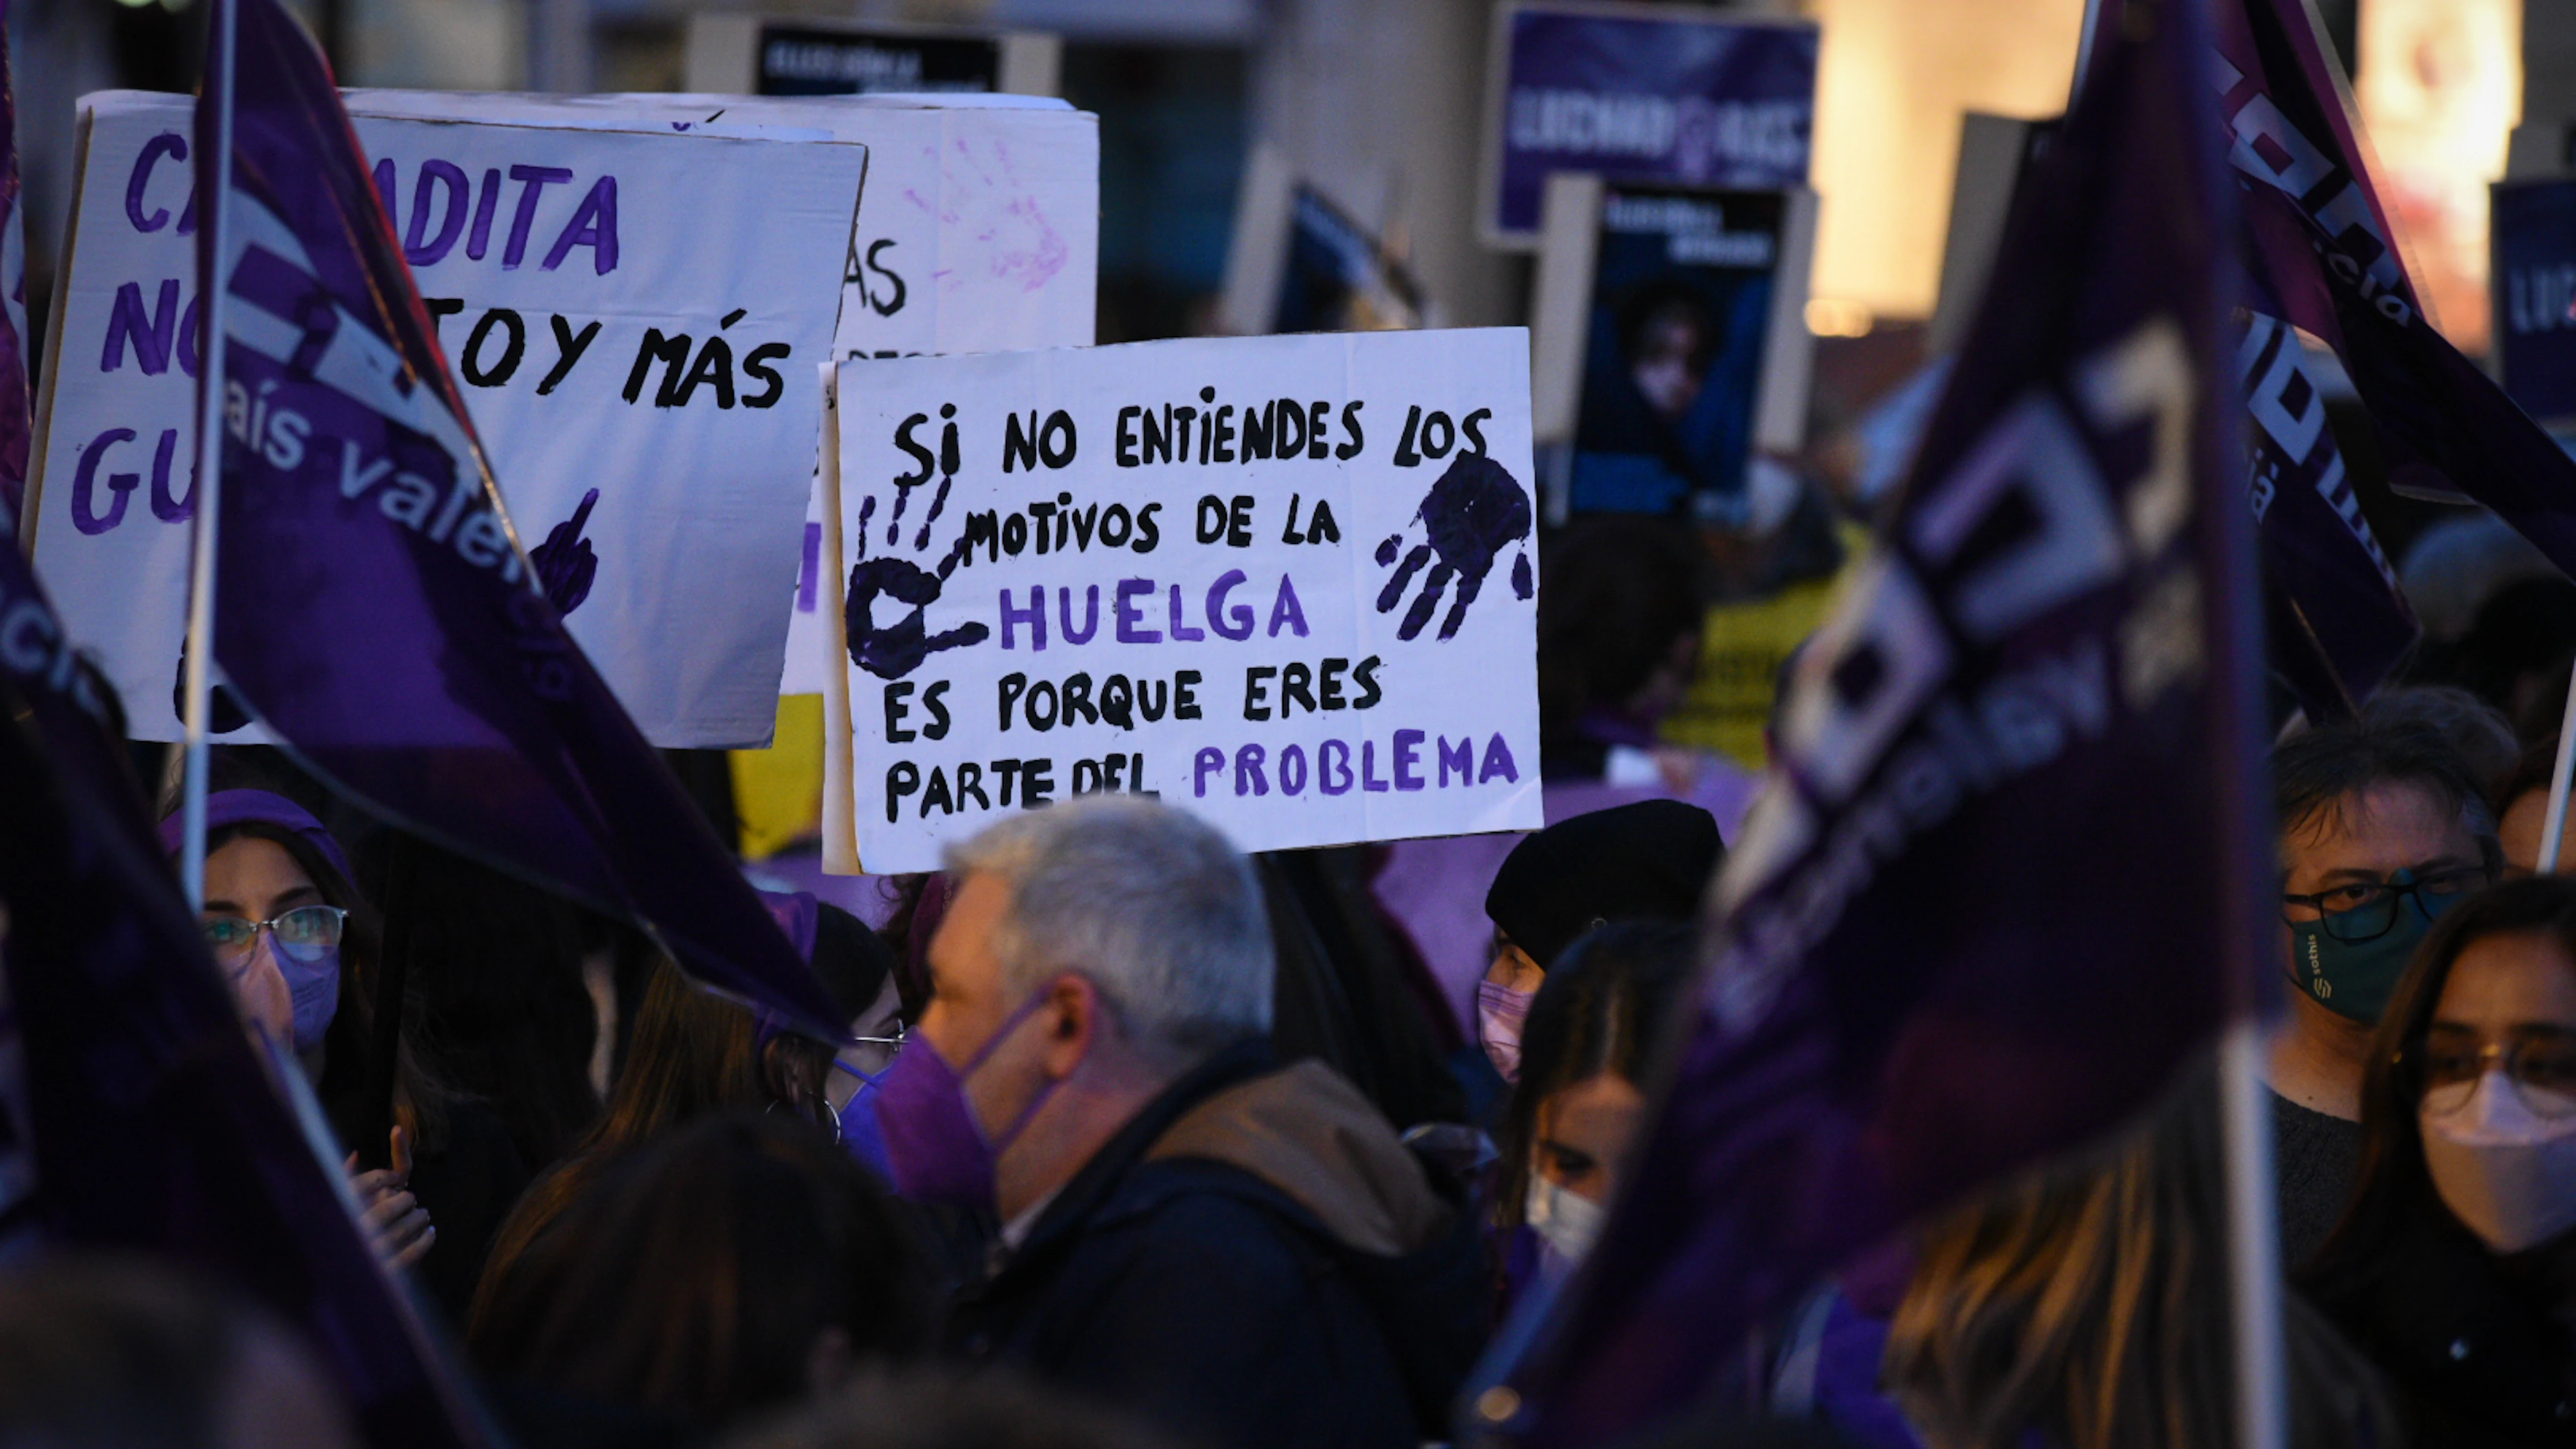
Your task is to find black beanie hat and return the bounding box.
[1483,800,1723,969]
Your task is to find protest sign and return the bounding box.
[1481,0,1816,247]
[683,14,1061,99]
[191,0,849,1039]
[353,90,1100,697]
[25,90,863,746]
[2494,174,2576,430]
[1529,175,1814,527]
[824,330,1543,872]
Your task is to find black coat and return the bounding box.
[2311,1213,2576,1447]
[944,1042,1484,1449]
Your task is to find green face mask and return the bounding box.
[2286,868,2462,1025]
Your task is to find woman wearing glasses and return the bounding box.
[159,788,525,1314]
[2303,875,2576,1447]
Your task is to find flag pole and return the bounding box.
[179,0,238,912]
[2538,669,2576,874]
[2220,1019,2290,1449]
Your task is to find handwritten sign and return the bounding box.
[349,90,1100,695]
[827,329,1544,872]
[26,90,864,746]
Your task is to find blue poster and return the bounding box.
[2495,177,2576,429]
[1487,3,1816,242]
[1568,185,1784,523]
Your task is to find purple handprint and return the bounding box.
[529,488,600,616]
[1373,454,1535,641]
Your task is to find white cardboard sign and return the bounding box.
[827,329,1544,872]
[339,90,1103,696]
[26,91,865,747]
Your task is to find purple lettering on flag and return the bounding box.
[1503,0,2271,1439]
[2213,0,2576,577]
[194,0,844,1038]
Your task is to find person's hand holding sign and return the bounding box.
[1374,454,1535,641]
[846,404,990,680]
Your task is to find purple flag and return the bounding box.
[192,0,843,1037]
[0,520,490,1446]
[2215,0,2576,572]
[0,0,28,524]
[2239,303,2415,717]
[1505,0,2270,1438]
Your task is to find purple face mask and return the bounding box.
[276,939,341,1054]
[872,990,1062,1211]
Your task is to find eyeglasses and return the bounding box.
[2395,1028,2576,1118]
[200,906,349,967]
[2278,867,2490,942]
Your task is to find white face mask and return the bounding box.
[2421,1069,2576,1254]
[1526,1174,1606,1267]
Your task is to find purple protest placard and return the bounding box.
[1499,0,2269,1438]
[194,0,845,1038]
[1482,2,1816,245]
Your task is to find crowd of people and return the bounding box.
[10,515,2576,1449]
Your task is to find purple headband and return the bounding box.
[158,789,355,886]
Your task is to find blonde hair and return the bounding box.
[1883,1064,2394,1449]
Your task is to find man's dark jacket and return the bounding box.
[944,1041,1484,1449]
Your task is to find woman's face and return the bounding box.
[1485,937,1546,995]
[1630,308,1708,419]
[1535,1071,1648,1206]
[2421,931,2576,1122]
[202,836,316,1050]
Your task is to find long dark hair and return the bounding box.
[1493,921,1695,1233]
[465,1111,929,1430]
[354,837,608,1173]
[474,958,833,1311]
[2302,875,2576,1291]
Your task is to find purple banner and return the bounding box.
[0,504,488,1446]
[2238,307,2415,716]
[1505,0,2269,1438]
[2216,0,2576,574]
[194,0,845,1038]
[1485,4,1815,241]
